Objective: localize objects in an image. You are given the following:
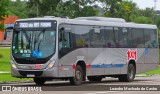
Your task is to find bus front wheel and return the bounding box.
[33,78,46,85]
[118,64,135,82]
[70,65,83,85]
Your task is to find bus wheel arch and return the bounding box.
[118,60,136,82]
[76,60,86,81]
[70,60,86,85]
[128,59,136,74]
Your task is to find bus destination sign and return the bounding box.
[18,22,52,28]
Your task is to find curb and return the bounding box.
[136,74,160,77]
[0,80,33,84]
[0,71,10,74]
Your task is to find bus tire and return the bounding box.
[118,64,135,82]
[87,76,103,82]
[33,78,46,85]
[70,65,83,85]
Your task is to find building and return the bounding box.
[0,16,19,41]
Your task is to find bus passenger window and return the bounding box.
[58,26,72,58]
[63,32,71,48]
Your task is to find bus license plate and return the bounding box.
[27,74,35,77]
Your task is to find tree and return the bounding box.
[134,16,153,24]
[99,0,139,22]
[0,0,9,30]
[8,0,29,18]
[137,8,155,23]
[117,1,139,22]
[156,16,160,28]
[99,0,122,17]
[139,8,155,18]
[27,0,61,17]
[55,0,98,18]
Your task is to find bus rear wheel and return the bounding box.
[118,64,135,82]
[87,76,103,82]
[70,65,83,85]
[33,78,46,85]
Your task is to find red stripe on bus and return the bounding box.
[86,64,91,69]
[72,64,76,69]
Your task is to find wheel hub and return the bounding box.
[76,70,81,80]
[129,67,133,79]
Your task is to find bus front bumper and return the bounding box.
[11,67,59,78]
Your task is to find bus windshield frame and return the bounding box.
[12,20,57,64]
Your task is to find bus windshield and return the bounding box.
[12,29,56,59]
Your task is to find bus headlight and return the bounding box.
[11,63,17,69]
[11,60,17,69]
[47,60,55,69]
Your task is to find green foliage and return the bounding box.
[100,0,122,17]
[0,24,4,31]
[0,0,9,30]
[116,1,138,22]
[26,0,98,18]
[54,0,98,18]
[139,8,155,18]
[100,0,155,23]
[7,0,28,18]
[134,16,153,24]
[156,16,160,28]
[27,0,60,17]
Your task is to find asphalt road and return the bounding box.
[1,75,160,94]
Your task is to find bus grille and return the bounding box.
[14,57,48,64]
[19,71,43,77]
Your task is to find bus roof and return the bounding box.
[16,17,157,29]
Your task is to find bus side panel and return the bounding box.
[104,48,144,75]
[121,48,145,74]
[141,48,158,73]
[105,48,124,75]
[58,48,87,77]
[58,48,158,77]
[86,48,105,76]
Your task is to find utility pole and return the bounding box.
[154,0,157,10]
[154,0,157,23]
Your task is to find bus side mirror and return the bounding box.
[3,27,13,40]
[4,29,7,40]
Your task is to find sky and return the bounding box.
[132,0,160,10]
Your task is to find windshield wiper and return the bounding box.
[34,29,45,51]
[21,29,31,49]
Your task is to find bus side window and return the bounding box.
[59,27,71,49]
[59,27,72,58]
[63,32,71,48]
